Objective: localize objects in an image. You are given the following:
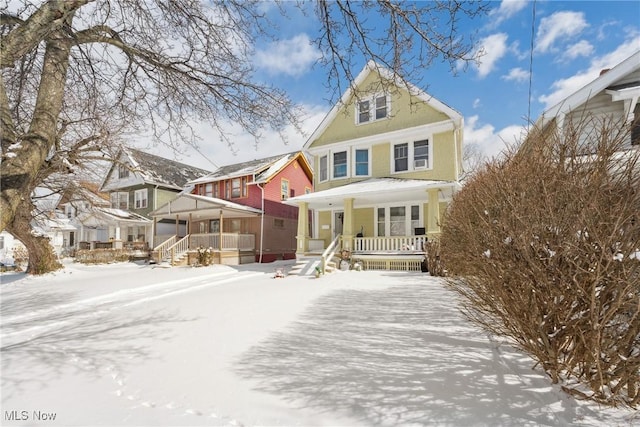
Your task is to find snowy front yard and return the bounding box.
[0,261,636,426]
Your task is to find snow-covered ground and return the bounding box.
[1,260,637,426]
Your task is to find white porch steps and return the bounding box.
[287,256,322,276]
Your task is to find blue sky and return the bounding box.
[169,0,640,170]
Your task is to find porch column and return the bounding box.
[175,215,179,237]
[342,198,354,251]
[219,209,223,251]
[427,188,441,236]
[113,226,123,249]
[152,217,157,247]
[295,202,309,256]
[188,213,192,248]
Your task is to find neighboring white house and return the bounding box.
[534,50,640,150]
[0,230,26,265]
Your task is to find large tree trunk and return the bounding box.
[1,9,74,232]
[6,198,62,275]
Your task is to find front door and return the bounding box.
[333,211,344,238]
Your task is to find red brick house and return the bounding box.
[150,151,313,264]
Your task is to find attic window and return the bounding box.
[357,94,389,124]
[118,164,130,179]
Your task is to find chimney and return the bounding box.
[600,68,610,76]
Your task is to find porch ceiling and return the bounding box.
[285,178,460,210]
[150,193,262,220]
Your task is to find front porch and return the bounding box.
[324,234,427,272]
[152,232,256,266]
[286,178,456,271]
[150,193,262,266]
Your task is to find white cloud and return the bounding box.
[535,11,588,53]
[474,33,509,78]
[472,98,481,109]
[150,104,328,171]
[488,0,529,27]
[560,40,594,62]
[538,35,640,110]
[501,67,530,83]
[464,115,527,159]
[254,34,321,77]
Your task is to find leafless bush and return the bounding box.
[75,249,131,264]
[424,239,445,277]
[440,117,640,408]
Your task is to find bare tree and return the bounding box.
[1,0,487,273]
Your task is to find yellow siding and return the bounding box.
[353,208,374,237]
[310,72,450,148]
[372,143,390,177]
[318,211,332,244]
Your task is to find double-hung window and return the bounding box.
[231,178,241,198]
[110,192,129,210]
[394,143,409,172]
[204,183,213,197]
[333,151,347,178]
[414,140,429,169]
[281,179,290,200]
[357,94,389,124]
[354,149,369,176]
[117,164,129,179]
[319,155,328,182]
[134,189,148,209]
[393,139,430,172]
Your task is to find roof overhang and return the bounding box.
[285,178,460,210]
[150,193,262,221]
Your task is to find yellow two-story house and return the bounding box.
[286,61,463,270]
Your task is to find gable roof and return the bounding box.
[126,149,212,189]
[536,50,640,129]
[304,60,463,148]
[101,148,212,191]
[189,151,312,185]
[58,181,110,208]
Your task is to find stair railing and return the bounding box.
[320,234,341,274]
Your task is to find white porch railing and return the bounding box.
[154,235,176,262]
[354,235,427,253]
[154,234,175,248]
[189,233,255,251]
[166,234,190,265]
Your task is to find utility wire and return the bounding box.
[527,0,537,130]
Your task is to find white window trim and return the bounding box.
[134,189,148,209]
[390,138,433,174]
[375,203,424,237]
[355,93,391,125]
[352,146,371,177]
[331,150,349,180]
[319,154,329,183]
[111,192,129,210]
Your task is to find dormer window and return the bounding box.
[357,94,389,124]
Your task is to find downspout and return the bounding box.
[454,120,461,181]
[258,182,265,263]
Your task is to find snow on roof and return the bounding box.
[127,149,212,189]
[285,178,460,210]
[97,207,152,223]
[189,152,299,184]
[290,178,458,201]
